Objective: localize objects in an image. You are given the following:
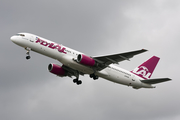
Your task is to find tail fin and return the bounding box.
[131,56,160,79]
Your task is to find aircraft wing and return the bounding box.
[141,78,171,84]
[93,49,147,70]
[61,64,84,77]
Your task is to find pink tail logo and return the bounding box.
[132,66,151,79]
[131,56,160,79]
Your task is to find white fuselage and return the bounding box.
[11,33,154,89]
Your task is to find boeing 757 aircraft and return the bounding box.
[11,33,171,89]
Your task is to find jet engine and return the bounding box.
[77,54,96,66]
[48,63,67,76]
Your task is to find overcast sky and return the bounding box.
[1,0,180,120]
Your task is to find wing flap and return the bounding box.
[141,78,171,84]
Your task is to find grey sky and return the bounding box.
[1,0,179,120]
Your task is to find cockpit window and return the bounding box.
[16,34,25,36]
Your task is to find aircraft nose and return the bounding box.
[10,36,17,43]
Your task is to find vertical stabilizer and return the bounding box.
[131,56,160,79]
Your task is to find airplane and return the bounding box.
[11,33,171,89]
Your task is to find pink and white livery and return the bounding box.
[11,33,171,89]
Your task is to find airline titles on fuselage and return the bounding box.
[35,37,67,54]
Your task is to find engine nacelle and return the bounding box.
[48,63,67,76]
[77,54,96,66]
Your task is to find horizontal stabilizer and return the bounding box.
[141,78,171,84]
